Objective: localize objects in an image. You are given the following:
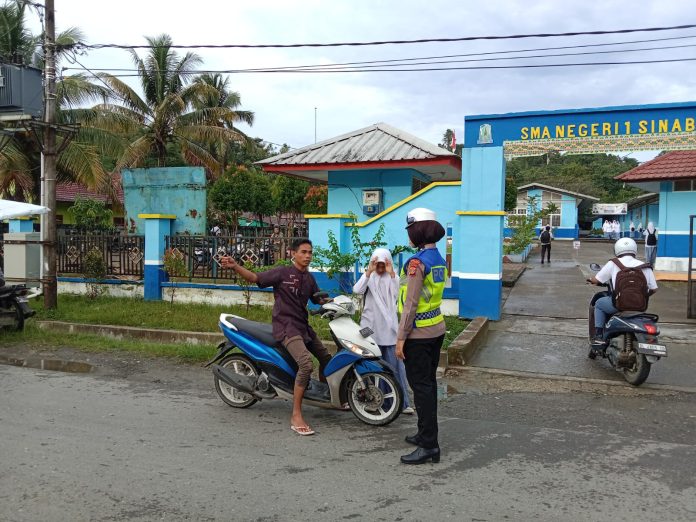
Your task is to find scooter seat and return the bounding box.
[615,311,659,322]
[228,317,279,348]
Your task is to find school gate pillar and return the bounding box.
[140,214,175,301]
[456,147,505,320]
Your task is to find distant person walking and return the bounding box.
[602,219,611,239]
[629,221,636,239]
[612,220,621,240]
[644,222,658,267]
[539,225,553,264]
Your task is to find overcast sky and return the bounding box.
[30,1,696,157]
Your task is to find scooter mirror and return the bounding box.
[313,291,329,299]
[589,263,601,271]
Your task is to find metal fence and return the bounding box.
[165,234,305,282]
[57,234,145,278]
[0,237,3,271]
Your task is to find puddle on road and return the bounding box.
[0,354,92,373]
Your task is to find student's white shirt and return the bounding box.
[353,272,400,346]
[595,255,658,290]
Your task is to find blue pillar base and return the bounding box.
[458,278,502,320]
[144,264,167,300]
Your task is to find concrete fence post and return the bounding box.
[140,213,176,301]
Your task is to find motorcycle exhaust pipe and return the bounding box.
[212,364,256,394]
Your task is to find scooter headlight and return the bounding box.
[340,339,371,357]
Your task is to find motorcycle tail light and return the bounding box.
[644,324,658,335]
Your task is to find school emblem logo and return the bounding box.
[477,123,493,144]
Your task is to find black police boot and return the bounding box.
[400,447,440,464]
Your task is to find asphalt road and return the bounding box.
[2,352,696,522]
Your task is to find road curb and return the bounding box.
[35,320,339,352]
[446,365,696,395]
[446,317,489,367]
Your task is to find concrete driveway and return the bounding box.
[471,240,696,389]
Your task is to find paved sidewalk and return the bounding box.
[471,241,696,388]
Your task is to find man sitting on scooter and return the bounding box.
[220,238,331,437]
[586,237,658,347]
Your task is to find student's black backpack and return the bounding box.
[540,230,551,243]
[646,230,657,246]
[611,258,651,311]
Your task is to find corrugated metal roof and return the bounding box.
[257,122,457,166]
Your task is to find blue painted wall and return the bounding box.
[122,167,207,235]
[327,168,427,219]
[656,182,696,258]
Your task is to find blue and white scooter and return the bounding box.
[206,294,403,426]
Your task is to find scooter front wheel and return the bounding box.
[214,354,259,408]
[347,372,403,426]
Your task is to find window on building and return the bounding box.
[412,177,430,194]
[541,214,561,227]
[673,179,694,191]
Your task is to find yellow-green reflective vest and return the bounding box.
[398,248,447,328]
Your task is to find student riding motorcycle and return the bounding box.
[586,237,658,347]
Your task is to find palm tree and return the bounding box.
[0,1,115,201]
[94,34,249,177]
[191,73,254,173]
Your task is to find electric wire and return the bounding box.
[78,24,696,49]
[64,56,696,77]
[64,40,696,75]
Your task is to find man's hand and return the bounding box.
[396,339,405,360]
[220,256,238,270]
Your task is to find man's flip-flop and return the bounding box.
[290,425,315,436]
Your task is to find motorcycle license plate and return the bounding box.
[638,342,667,356]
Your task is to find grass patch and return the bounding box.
[28,294,468,354]
[1,323,216,363]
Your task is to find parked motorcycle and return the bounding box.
[206,293,403,425]
[0,283,37,331]
[588,263,666,386]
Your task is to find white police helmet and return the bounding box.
[406,207,437,228]
[614,237,638,257]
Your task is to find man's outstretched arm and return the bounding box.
[221,257,258,283]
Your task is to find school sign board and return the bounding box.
[592,203,628,215]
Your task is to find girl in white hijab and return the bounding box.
[644,222,658,267]
[353,248,413,414]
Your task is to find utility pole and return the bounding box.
[43,0,57,308]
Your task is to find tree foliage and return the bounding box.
[506,153,642,210]
[68,197,114,232]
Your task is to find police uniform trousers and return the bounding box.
[404,334,445,450]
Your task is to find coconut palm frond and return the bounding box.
[57,74,110,108]
[97,73,151,117]
[0,140,34,200]
[177,124,246,145]
[179,138,223,178]
[57,141,110,190]
[115,135,155,171]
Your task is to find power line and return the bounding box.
[64,40,696,75]
[78,24,696,50]
[65,56,696,77]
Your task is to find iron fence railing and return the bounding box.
[165,234,305,282]
[57,234,145,278]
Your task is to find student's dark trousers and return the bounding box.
[541,243,551,262]
[404,334,445,450]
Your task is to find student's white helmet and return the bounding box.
[406,207,437,228]
[614,237,638,257]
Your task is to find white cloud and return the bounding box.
[31,0,696,150]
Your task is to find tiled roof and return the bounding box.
[615,151,696,182]
[56,174,123,204]
[257,122,458,166]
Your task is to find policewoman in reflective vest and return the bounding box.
[395,207,447,465]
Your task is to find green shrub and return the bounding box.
[83,248,107,299]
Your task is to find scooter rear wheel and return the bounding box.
[214,354,259,408]
[346,372,403,426]
[622,336,651,386]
